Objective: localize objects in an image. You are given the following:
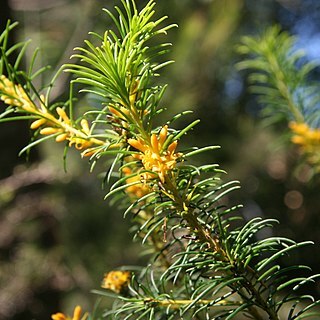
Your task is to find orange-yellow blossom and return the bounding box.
[108,100,148,122]
[128,125,180,183]
[0,76,53,128]
[101,270,131,294]
[30,118,47,129]
[38,108,102,152]
[289,121,320,150]
[0,75,39,113]
[289,121,320,168]
[0,76,106,155]
[109,104,130,119]
[51,305,87,320]
[122,167,151,198]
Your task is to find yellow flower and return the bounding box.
[289,121,320,168]
[30,118,47,129]
[0,75,36,112]
[108,104,130,119]
[56,133,69,142]
[40,127,63,135]
[128,126,180,183]
[68,137,93,150]
[289,121,320,150]
[38,106,104,152]
[0,76,107,155]
[122,167,151,198]
[101,270,131,294]
[56,107,71,125]
[51,305,87,320]
[289,122,309,136]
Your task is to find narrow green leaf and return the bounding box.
[257,241,313,272]
[184,146,221,158]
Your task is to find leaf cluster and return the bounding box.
[1,2,320,320]
[65,0,177,133]
[237,25,320,127]
[101,190,320,319]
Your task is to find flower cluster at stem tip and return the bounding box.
[51,305,87,320]
[128,125,180,183]
[289,121,320,165]
[122,166,151,198]
[289,122,320,147]
[0,75,105,157]
[101,270,131,294]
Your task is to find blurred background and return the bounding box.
[1,0,320,319]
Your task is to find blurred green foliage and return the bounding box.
[1,0,320,319]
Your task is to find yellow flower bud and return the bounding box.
[30,118,47,130]
[51,313,67,320]
[51,305,86,320]
[73,306,82,320]
[291,136,305,145]
[40,127,61,135]
[37,94,48,114]
[21,102,37,113]
[307,130,320,142]
[55,133,69,142]
[289,122,309,135]
[2,97,16,105]
[151,133,159,152]
[56,107,71,124]
[167,140,178,154]
[80,119,90,134]
[109,104,130,118]
[129,92,136,105]
[128,138,147,152]
[101,271,131,294]
[158,125,168,147]
[108,105,121,117]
